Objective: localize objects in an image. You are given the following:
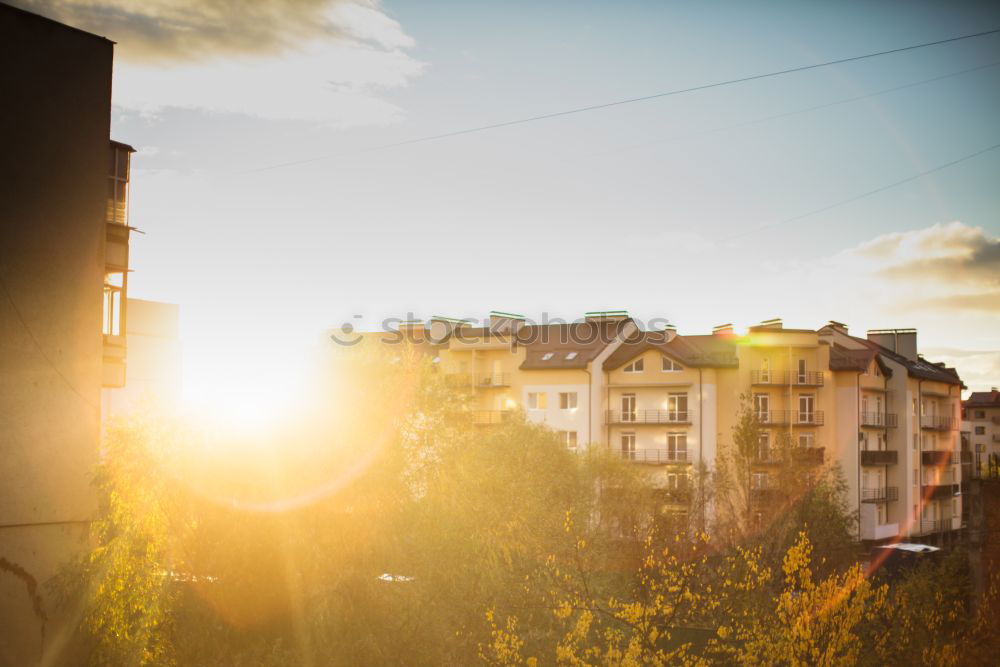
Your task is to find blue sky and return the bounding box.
[18,0,1000,404]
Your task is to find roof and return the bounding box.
[829,344,893,377]
[965,390,1000,408]
[517,320,630,370]
[851,335,961,386]
[110,140,136,153]
[603,332,739,371]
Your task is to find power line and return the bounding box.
[0,272,99,410]
[726,141,1000,241]
[568,59,1000,162]
[239,26,1000,174]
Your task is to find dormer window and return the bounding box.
[565,351,578,360]
[541,352,554,361]
[662,356,683,372]
[624,358,644,373]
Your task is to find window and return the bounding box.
[798,394,814,422]
[667,433,687,462]
[621,433,636,459]
[559,392,578,410]
[560,431,578,450]
[752,472,769,490]
[528,392,547,409]
[975,410,985,419]
[624,357,644,373]
[975,426,985,435]
[798,433,815,449]
[541,352,554,361]
[912,398,917,417]
[754,393,770,420]
[758,432,770,459]
[565,351,578,360]
[759,358,771,383]
[665,473,684,490]
[102,272,124,336]
[797,359,807,383]
[952,498,958,517]
[877,433,886,450]
[874,364,881,377]
[913,469,918,485]
[662,356,683,372]
[621,394,636,422]
[107,145,130,225]
[667,393,688,421]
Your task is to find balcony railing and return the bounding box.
[619,449,690,464]
[607,410,692,425]
[749,370,824,386]
[471,410,514,425]
[475,373,510,387]
[860,450,898,466]
[922,483,960,501]
[920,415,955,431]
[755,447,824,465]
[754,410,824,426]
[860,412,898,428]
[919,518,955,534]
[861,487,899,503]
[921,450,959,466]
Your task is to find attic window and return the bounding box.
[662,357,683,372]
[541,352,554,361]
[565,352,578,360]
[624,358,644,373]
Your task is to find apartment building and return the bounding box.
[964,390,1000,474]
[345,312,964,544]
[0,5,135,663]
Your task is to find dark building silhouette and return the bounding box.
[0,4,133,663]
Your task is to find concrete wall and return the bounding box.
[0,6,113,664]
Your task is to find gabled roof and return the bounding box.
[603,332,739,371]
[518,320,630,370]
[964,390,1000,408]
[850,336,961,386]
[829,344,893,377]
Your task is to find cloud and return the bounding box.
[853,221,1000,288]
[921,348,1000,393]
[10,0,411,62]
[907,292,1000,314]
[12,0,426,124]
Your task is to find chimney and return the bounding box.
[398,319,426,341]
[712,323,734,336]
[758,318,783,330]
[428,315,469,344]
[867,328,918,362]
[827,320,849,333]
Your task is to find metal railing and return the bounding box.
[919,518,955,534]
[755,447,824,465]
[471,410,514,425]
[921,450,959,466]
[754,410,824,425]
[860,450,898,466]
[861,487,899,503]
[475,373,510,387]
[607,410,692,425]
[860,412,898,428]
[922,483,960,501]
[619,449,690,464]
[749,370,824,386]
[920,415,955,431]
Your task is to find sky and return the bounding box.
[16,0,1000,407]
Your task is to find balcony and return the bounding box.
[471,410,513,425]
[792,371,825,387]
[861,522,899,541]
[919,518,956,534]
[860,412,898,428]
[756,410,824,426]
[922,484,960,501]
[445,373,473,388]
[619,449,690,465]
[749,370,824,386]
[920,415,955,431]
[861,450,898,466]
[474,373,510,388]
[921,450,958,466]
[861,487,899,503]
[607,410,692,425]
[756,447,824,465]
